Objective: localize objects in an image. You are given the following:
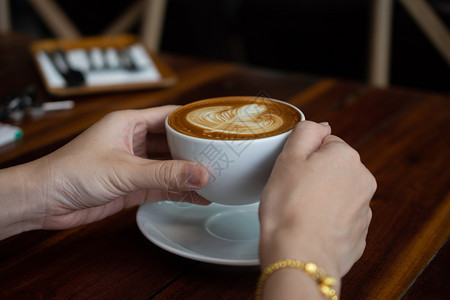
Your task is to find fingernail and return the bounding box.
[186,164,204,188]
[319,121,329,126]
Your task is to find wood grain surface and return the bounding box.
[1,33,449,299]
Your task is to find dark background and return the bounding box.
[9,0,450,93]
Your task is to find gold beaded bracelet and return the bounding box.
[255,259,338,300]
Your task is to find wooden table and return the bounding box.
[1,33,449,299]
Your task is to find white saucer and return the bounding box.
[136,201,260,266]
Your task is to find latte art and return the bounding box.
[186,104,284,136]
[168,97,302,140]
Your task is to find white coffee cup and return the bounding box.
[165,97,305,205]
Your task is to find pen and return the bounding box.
[0,123,23,147]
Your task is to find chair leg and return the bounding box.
[0,0,11,32]
[399,0,450,66]
[368,0,394,88]
[141,0,167,52]
[102,0,146,36]
[28,0,81,38]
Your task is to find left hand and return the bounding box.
[32,106,209,230]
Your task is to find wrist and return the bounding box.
[0,159,49,239]
[260,266,326,300]
[259,227,341,283]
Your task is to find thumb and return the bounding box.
[125,158,210,192]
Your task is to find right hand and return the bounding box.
[259,121,377,278]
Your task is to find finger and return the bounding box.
[321,135,347,146]
[318,135,363,166]
[128,158,210,192]
[283,121,331,158]
[138,105,180,133]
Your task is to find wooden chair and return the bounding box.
[0,0,167,52]
[369,0,450,87]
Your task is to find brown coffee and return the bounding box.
[168,96,302,140]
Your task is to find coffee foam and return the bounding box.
[185,104,284,136]
[168,97,302,140]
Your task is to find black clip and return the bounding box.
[0,86,36,121]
